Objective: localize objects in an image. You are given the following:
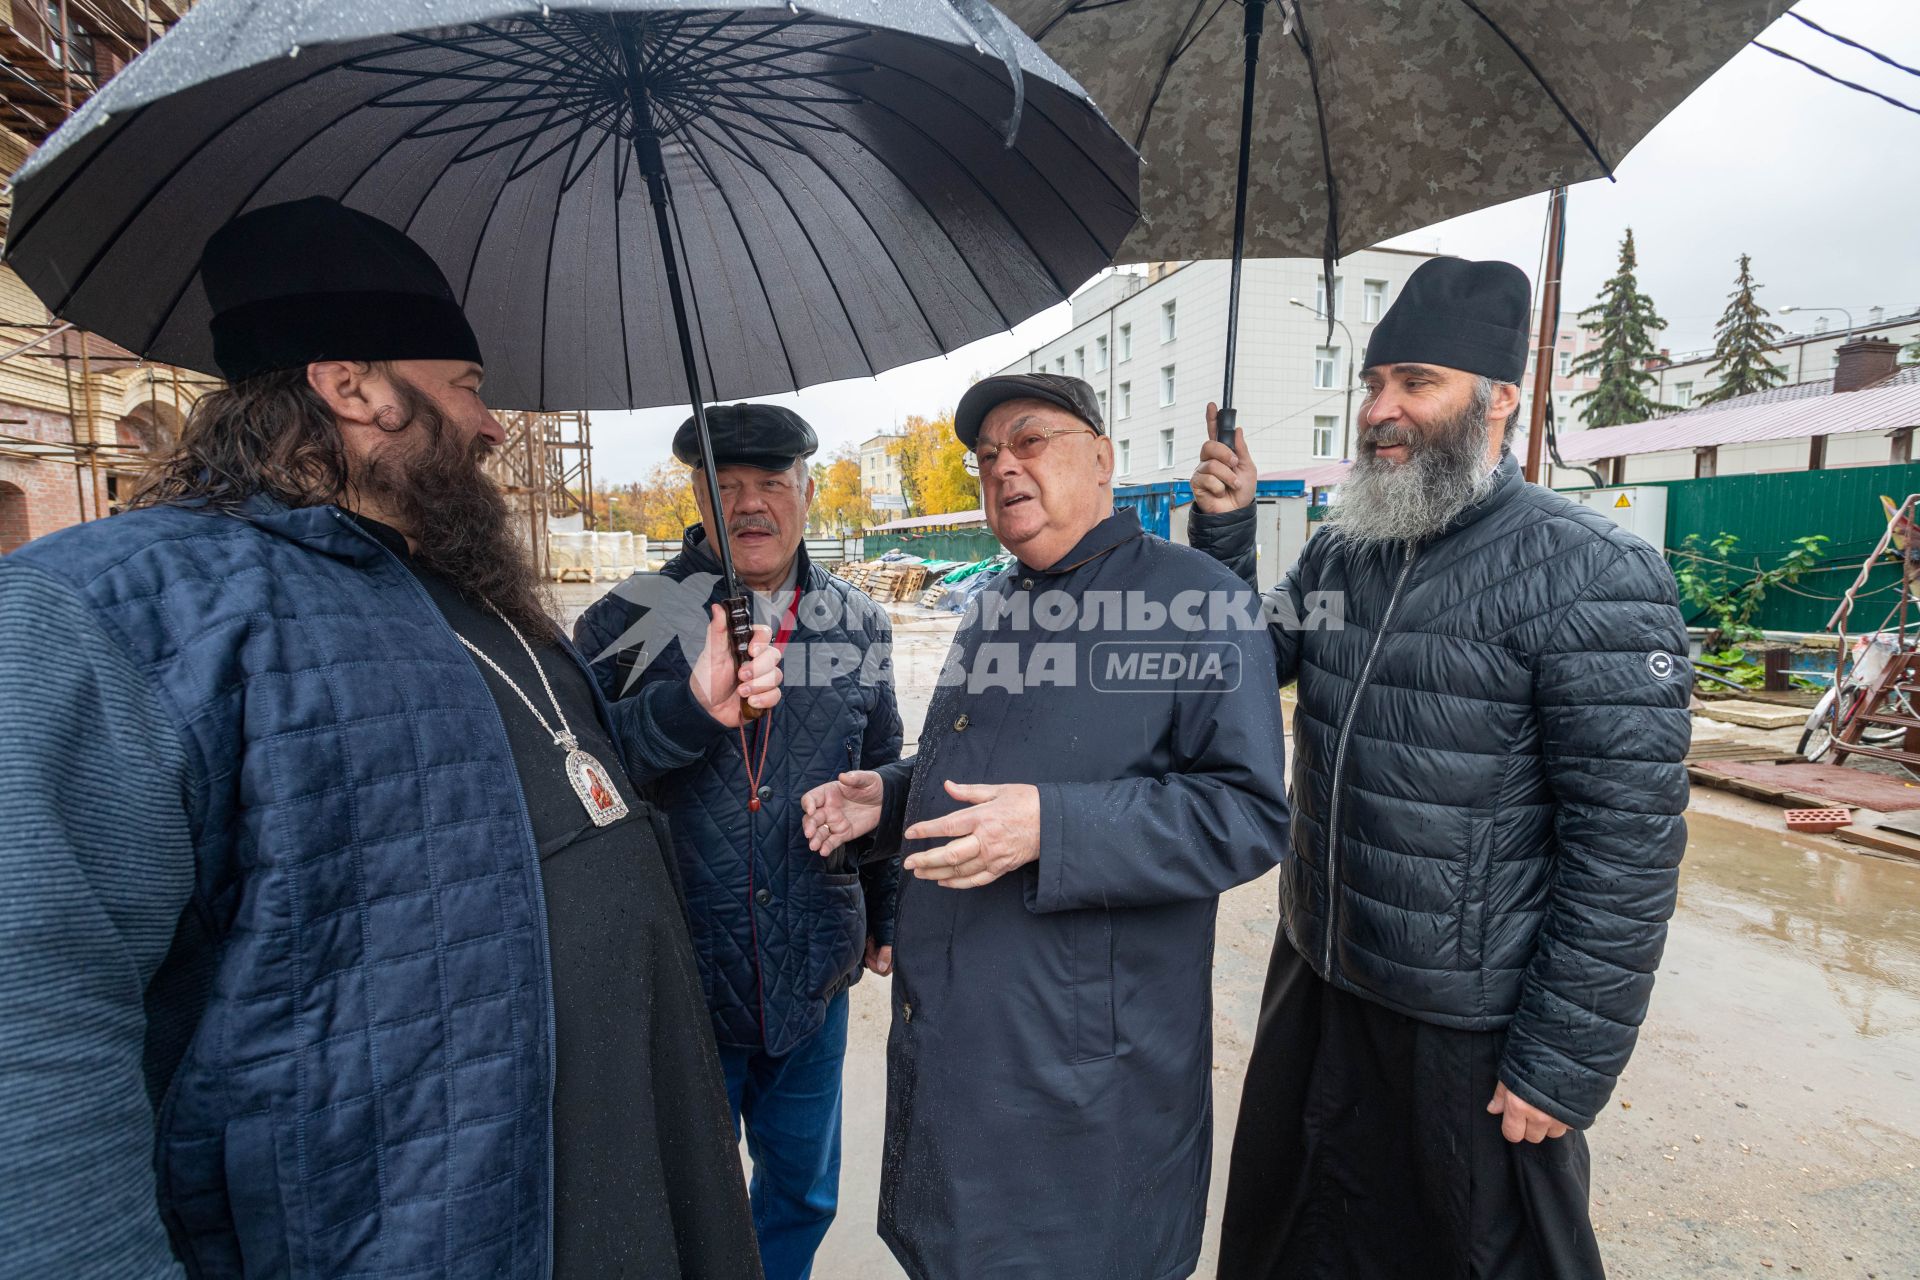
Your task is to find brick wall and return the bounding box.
[0,399,90,553]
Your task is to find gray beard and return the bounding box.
[1323,401,1497,546]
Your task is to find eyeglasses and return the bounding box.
[965,423,1097,475]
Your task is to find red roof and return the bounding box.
[1259,461,1354,488]
[866,508,986,532]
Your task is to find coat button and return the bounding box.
[902,1002,913,1022]
[756,784,773,803]
[755,888,772,906]
[954,714,970,732]
[1020,577,1033,589]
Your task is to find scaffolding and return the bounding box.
[485,409,598,578]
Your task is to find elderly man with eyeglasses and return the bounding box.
[800,373,1291,1280]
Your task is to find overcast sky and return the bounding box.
[587,0,1920,485]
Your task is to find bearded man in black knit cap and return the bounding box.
[0,198,772,1278]
[1188,258,1692,1279]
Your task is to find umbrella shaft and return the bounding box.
[1219,0,1266,442]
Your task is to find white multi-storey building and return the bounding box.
[856,430,906,512]
[995,249,1437,485]
[1636,306,1920,414]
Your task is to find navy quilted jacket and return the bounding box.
[576,529,902,1057]
[1189,456,1692,1127]
[0,498,720,1278]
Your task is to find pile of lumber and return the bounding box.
[830,561,930,603]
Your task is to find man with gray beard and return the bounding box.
[1188,258,1691,1279]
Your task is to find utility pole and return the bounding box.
[1524,187,1566,485]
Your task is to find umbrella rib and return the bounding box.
[691,113,878,379]
[693,105,955,349]
[536,114,589,409]
[678,131,804,389]
[662,185,722,406]
[455,100,571,308]
[1289,2,1342,340]
[1449,0,1611,176]
[37,49,370,315]
[610,139,635,404]
[1130,0,1219,152]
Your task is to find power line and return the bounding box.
[1752,40,1920,118]
[1788,11,1920,81]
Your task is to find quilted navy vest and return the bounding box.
[14,498,565,1278]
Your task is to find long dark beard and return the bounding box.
[353,380,555,638]
[1324,389,1497,546]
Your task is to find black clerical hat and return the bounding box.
[672,403,819,471]
[1363,257,1531,383]
[201,197,482,382]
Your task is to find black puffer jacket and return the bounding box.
[1190,456,1691,1127]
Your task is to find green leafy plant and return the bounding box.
[1674,531,1831,647]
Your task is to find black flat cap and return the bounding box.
[1363,257,1532,384]
[954,372,1106,449]
[673,403,818,470]
[202,197,482,382]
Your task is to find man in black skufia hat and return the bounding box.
[1187,257,1691,1278]
[0,197,773,1279]
[575,403,902,1280]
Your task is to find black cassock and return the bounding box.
[1219,940,1606,1280]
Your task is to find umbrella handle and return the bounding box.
[725,592,765,722]
[1213,406,1237,451]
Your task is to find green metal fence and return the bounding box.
[1564,464,1920,635]
[863,527,1004,562]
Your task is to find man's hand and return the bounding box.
[802,769,885,856]
[901,780,1040,890]
[1487,1082,1571,1144]
[1191,401,1259,514]
[864,938,894,976]
[690,604,782,729]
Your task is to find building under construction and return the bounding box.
[0,0,596,558]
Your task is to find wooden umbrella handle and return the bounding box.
[724,593,764,722]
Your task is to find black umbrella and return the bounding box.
[4,0,1139,693]
[1005,0,1792,446]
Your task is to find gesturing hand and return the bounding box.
[1487,1083,1572,1144]
[690,604,782,729]
[1191,402,1259,514]
[801,769,885,857]
[901,780,1040,890]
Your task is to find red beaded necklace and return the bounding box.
[738,586,800,813]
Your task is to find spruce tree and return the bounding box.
[1570,228,1671,426]
[1697,253,1788,404]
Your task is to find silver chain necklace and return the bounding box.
[452,600,629,827]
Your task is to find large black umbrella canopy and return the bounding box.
[1001,0,1792,441]
[3,0,1140,414]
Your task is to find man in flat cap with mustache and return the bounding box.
[576,404,902,1280]
[1189,258,1692,1279]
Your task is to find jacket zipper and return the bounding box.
[331,510,559,1279]
[1322,540,1419,978]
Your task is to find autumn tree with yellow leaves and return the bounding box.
[889,412,978,518]
[809,450,876,535]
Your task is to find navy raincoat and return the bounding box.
[866,510,1291,1280]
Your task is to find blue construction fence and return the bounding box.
[1112,478,1306,539]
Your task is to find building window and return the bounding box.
[1055,356,1066,374]
[1312,416,1338,458]
[1118,439,1131,474]
[1363,279,1388,323]
[1557,351,1571,377]
[1160,364,1176,405]
[1074,346,1085,376]
[1117,381,1132,419]
[1096,388,1108,420]
[1118,323,1132,361]
[1313,346,1339,390]
[1315,275,1343,319]
[1158,428,1175,469]
[1161,300,1177,343]
[1095,334,1109,370]
[1675,381,1693,407]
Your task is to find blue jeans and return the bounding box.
[716,992,849,1280]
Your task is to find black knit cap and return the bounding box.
[201,197,482,382]
[672,403,818,471]
[954,372,1105,449]
[1363,257,1531,383]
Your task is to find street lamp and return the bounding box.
[1290,297,1357,460]
[1779,305,1854,340]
